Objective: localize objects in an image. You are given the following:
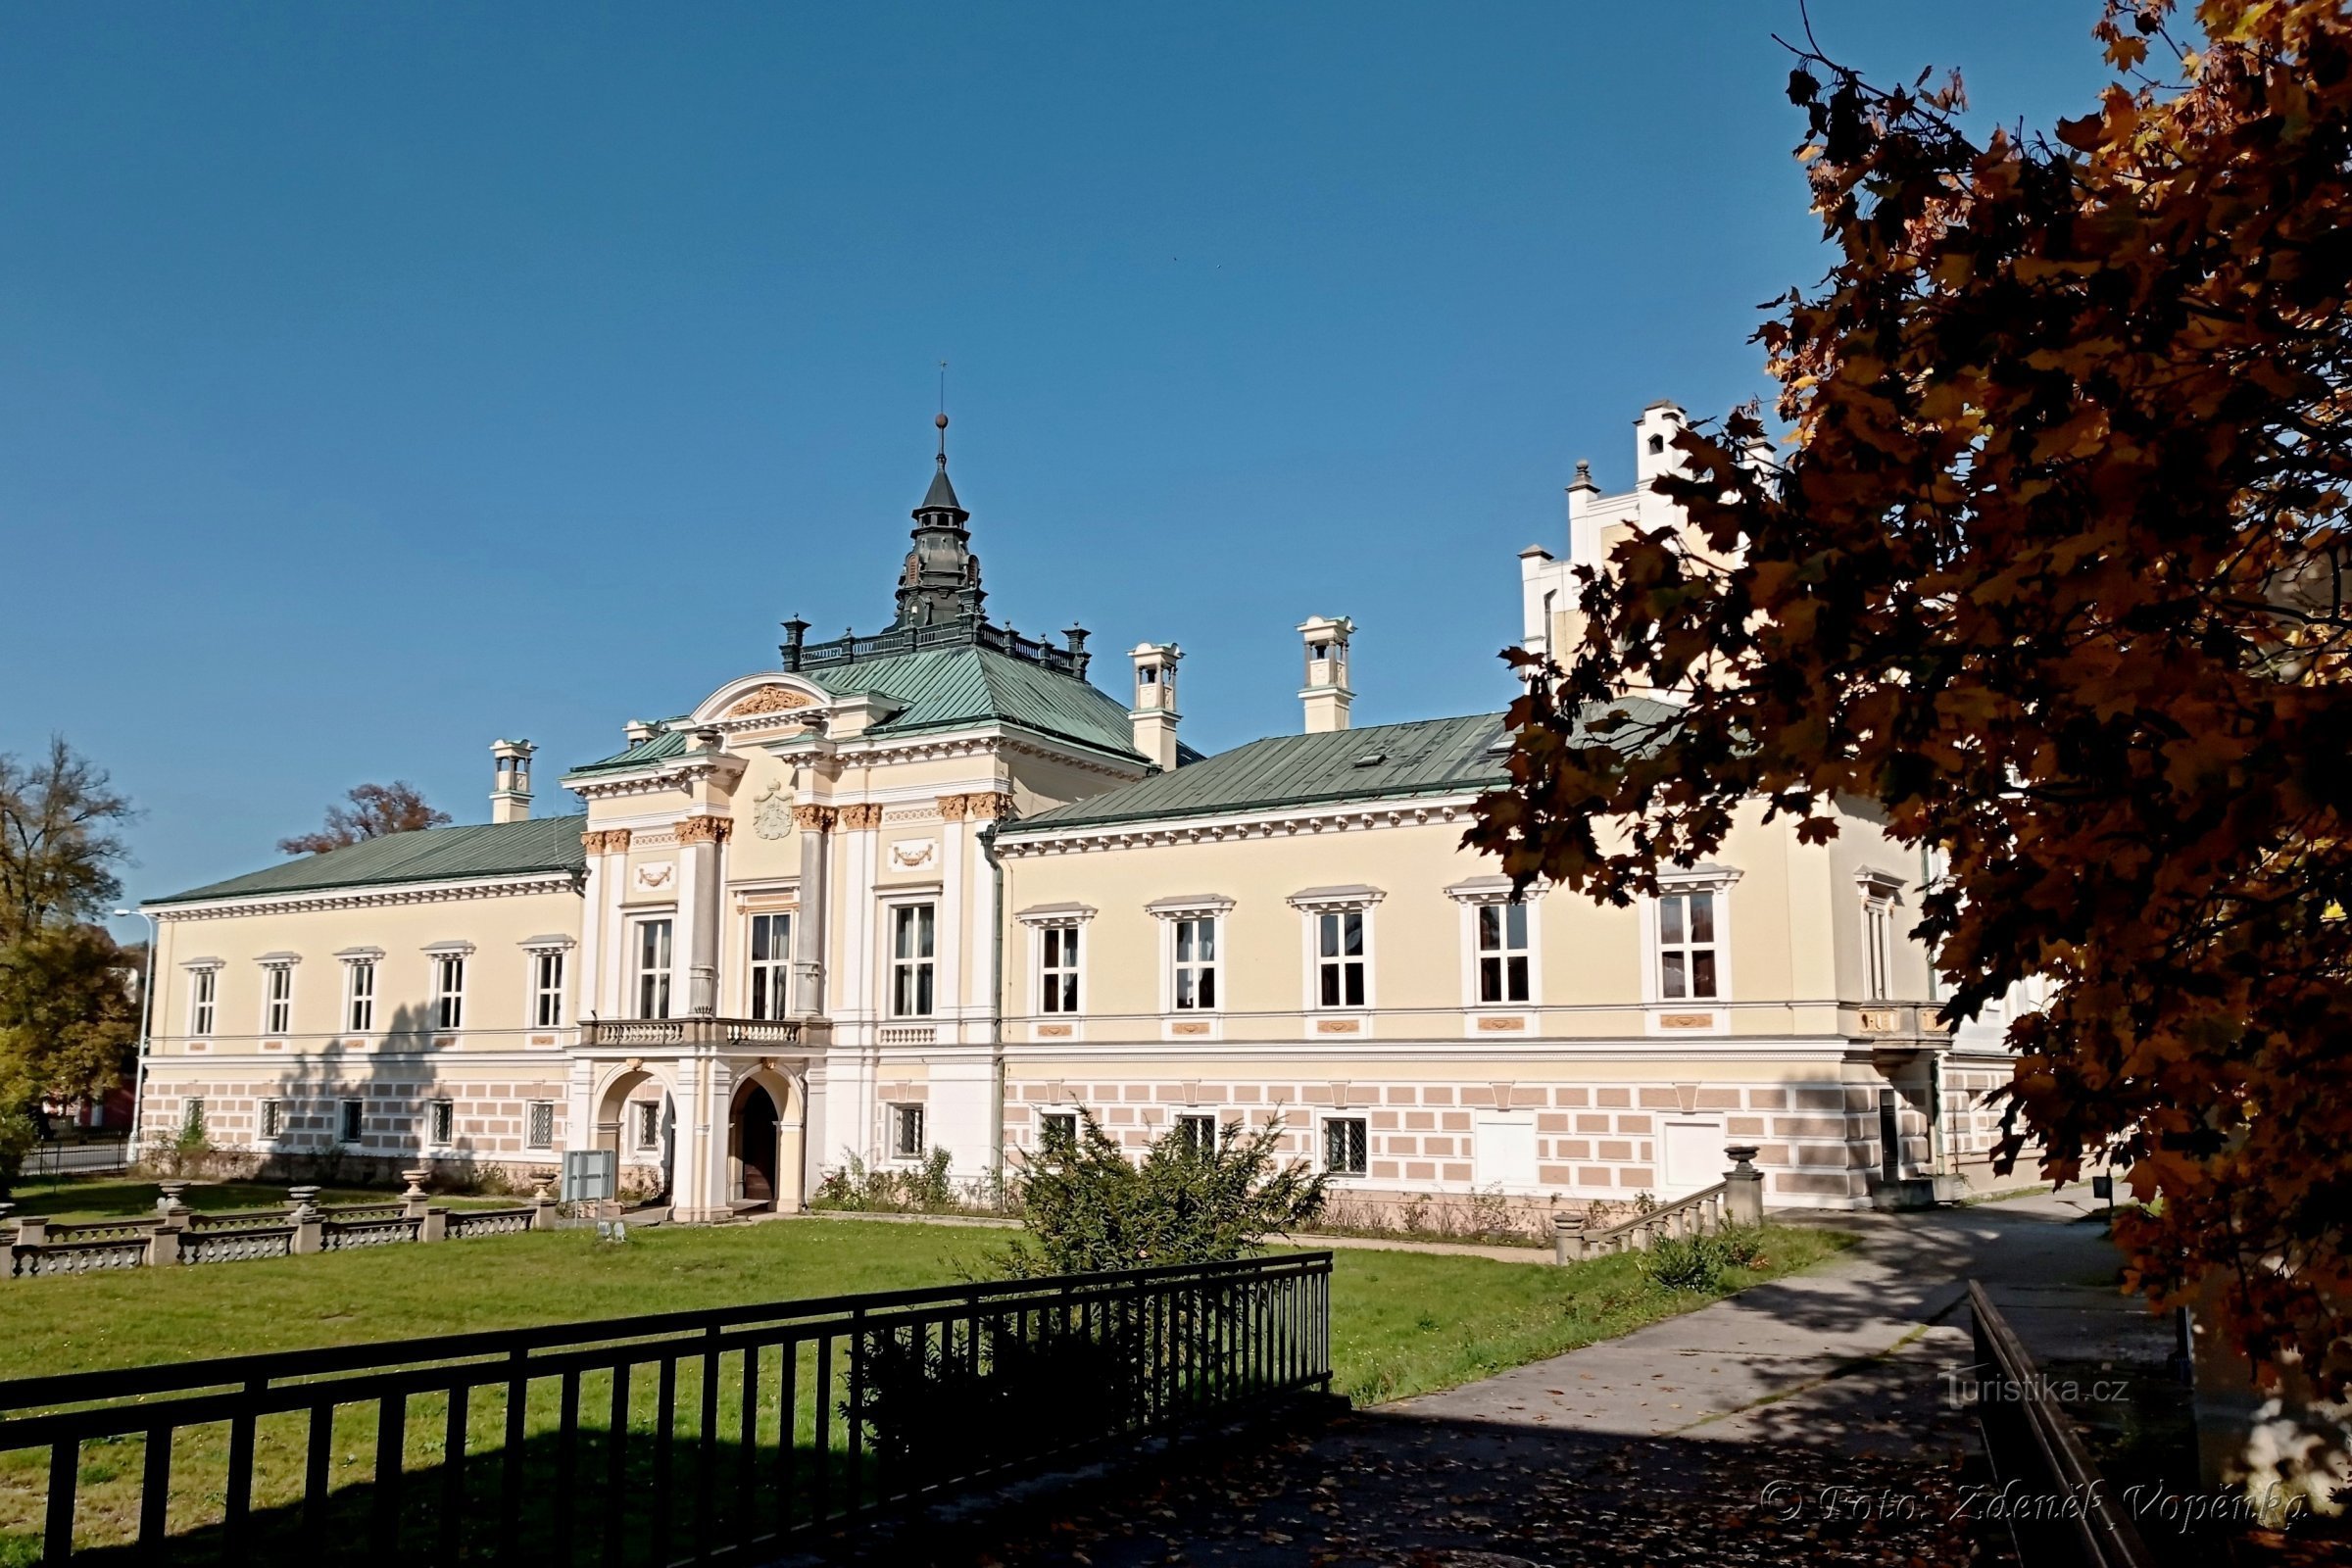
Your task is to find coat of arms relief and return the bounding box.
[753,781,795,840]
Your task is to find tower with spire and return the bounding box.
[893,413,986,628]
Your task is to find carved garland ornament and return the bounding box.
[725,685,817,716]
[675,814,733,847]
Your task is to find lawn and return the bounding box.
[0,1218,1849,1561]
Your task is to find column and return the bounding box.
[792,806,835,1015]
[676,814,730,1017]
[937,795,969,1034]
[587,829,633,1018]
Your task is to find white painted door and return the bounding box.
[1661,1119,1727,1196]
[1473,1113,1539,1189]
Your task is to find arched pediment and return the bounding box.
[688,673,829,727]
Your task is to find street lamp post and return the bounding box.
[114,906,158,1160]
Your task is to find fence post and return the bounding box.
[1725,1146,1766,1226]
[401,1168,432,1221]
[420,1207,449,1243]
[288,1185,324,1255]
[147,1215,185,1267]
[1550,1212,1587,1265]
[529,1184,558,1231]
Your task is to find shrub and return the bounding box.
[1644,1233,1726,1294]
[1001,1106,1327,1276]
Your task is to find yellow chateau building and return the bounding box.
[137,408,2018,1222]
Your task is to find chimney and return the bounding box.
[1298,615,1355,733]
[489,739,535,824]
[623,718,660,746]
[1634,400,1688,488]
[1128,643,1183,771]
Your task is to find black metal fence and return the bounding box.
[1967,1280,2155,1568]
[0,1250,1332,1564]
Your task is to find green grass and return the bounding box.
[0,1218,1849,1558]
[5,1176,515,1223]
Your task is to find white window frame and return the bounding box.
[632,917,675,1020]
[747,909,794,1020]
[1322,1115,1369,1177]
[1149,897,1234,1015]
[259,1098,286,1142]
[181,1098,206,1140]
[1644,868,1741,1004]
[185,962,221,1039]
[526,1101,556,1150]
[888,1102,926,1161]
[634,1099,662,1152]
[425,944,472,1031]
[336,948,382,1035]
[1038,1109,1078,1150]
[1447,878,1544,1009]
[521,937,572,1029]
[1288,887,1382,1013]
[1856,869,1905,1003]
[886,902,938,1019]
[1016,904,1097,1019]
[259,956,298,1036]
[339,1099,366,1148]
[427,1099,456,1150]
[1173,1111,1219,1156]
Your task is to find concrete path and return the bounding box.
[837,1188,2130,1567]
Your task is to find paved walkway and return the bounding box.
[836,1188,2126,1567]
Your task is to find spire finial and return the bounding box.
[936,361,949,467]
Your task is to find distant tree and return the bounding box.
[278,781,451,856]
[0,736,133,943]
[1469,0,2352,1393]
[0,738,139,1195]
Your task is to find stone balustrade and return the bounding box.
[579,1015,820,1049]
[3,1173,558,1279]
[1549,1145,1769,1264]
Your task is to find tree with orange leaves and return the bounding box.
[1471,0,2352,1393]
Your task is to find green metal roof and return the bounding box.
[152,814,587,906]
[1004,698,1680,834]
[562,647,1146,781]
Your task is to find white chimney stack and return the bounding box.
[489,739,535,824]
[1128,643,1183,771]
[1298,615,1355,733]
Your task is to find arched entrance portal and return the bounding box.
[593,1065,676,1206]
[734,1082,780,1206]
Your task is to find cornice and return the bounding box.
[152,872,581,922]
[995,795,1481,858]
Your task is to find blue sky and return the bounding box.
[0,3,2118,923]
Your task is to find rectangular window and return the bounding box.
[889,1102,925,1160]
[527,1101,556,1150]
[1174,1112,1218,1157]
[189,968,218,1037]
[890,905,936,1018]
[340,1099,365,1145]
[1323,1116,1368,1176]
[345,961,376,1033]
[1039,1111,1078,1151]
[635,919,673,1019]
[634,1100,662,1151]
[428,1100,455,1147]
[749,911,794,1019]
[263,965,294,1035]
[532,951,565,1028]
[260,1099,284,1140]
[1658,891,1719,1001]
[433,955,466,1030]
[1173,916,1218,1010]
[1315,909,1366,1008]
[1862,901,1893,1002]
[1039,926,1080,1014]
[1476,903,1531,1004]
[181,1098,206,1140]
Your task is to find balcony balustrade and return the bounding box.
[579,1015,822,1050]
